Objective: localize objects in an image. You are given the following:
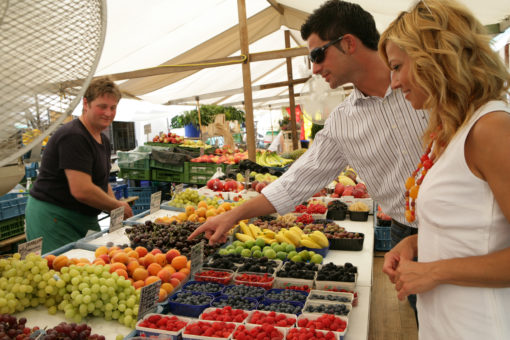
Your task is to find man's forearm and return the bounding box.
[228,194,276,222]
[75,183,124,212]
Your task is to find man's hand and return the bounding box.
[188,212,236,245]
[121,201,133,219]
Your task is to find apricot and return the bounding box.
[197,201,208,209]
[187,213,198,222]
[132,267,149,282]
[127,260,140,274]
[127,250,139,259]
[219,202,232,211]
[78,258,91,264]
[158,288,168,303]
[52,255,69,271]
[163,264,176,276]
[133,280,145,290]
[157,268,172,283]
[161,282,175,294]
[171,255,188,270]
[179,267,190,276]
[150,248,163,255]
[170,271,187,282]
[216,207,225,215]
[186,260,191,270]
[143,253,156,267]
[185,205,195,217]
[169,278,181,288]
[144,276,161,286]
[122,246,134,253]
[45,254,56,269]
[205,209,217,218]
[165,249,180,264]
[154,253,167,267]
[176,213,187,222]
[109,262,127,273]
[92,258,106,266]
[114,269,129,279]
[198,217,206,223]
[112,252,129,265]
[135,246,148,258]
[196,207,207,218]
[69,258,80,265]
[147,263,162,276]
[94,246,108,258]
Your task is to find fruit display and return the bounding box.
[151,132,184,144]
[194,269,234,285]
[183,281,224,295]
[180,139,210,148]
[221,285,266,300]
[276,262,318,280]
[200,306,249,323]
[234,273,274,289]
[233,324,285,340]
[191,152,247,164]
[297,313,348,332]
[166,188,211,208]
[316,262,357,283]
[206,178,244,192]
[303,302,351,316]
[256,150,293,167]
[280,148,307,161]
[264,289,308,302]
[161,200,239,224]
[124,220,222,257]
[294,201,327,215]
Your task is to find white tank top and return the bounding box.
[417,100,510,340]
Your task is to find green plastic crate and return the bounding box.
[186,162,224,176]
[118,168,151,180]
[150,159,185,173]
[118,151,150,170]
[187,174,209,185]
[151,169,185,183]
[0,215,25,241]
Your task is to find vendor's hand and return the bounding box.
[394,258,437,300]
[188,212,235,245]
[382,237,416,283]
[121,201,133,219]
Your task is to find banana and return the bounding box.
[249,223,262,236]
[290,226,304,237]
[239,221,255,238]
[310,231,330,248]
[284,230,301,247]
[275,232,294,245]
[236,232,254,242]
[263,229,276,238]
[300,236,322,249]
[262,237,277,244]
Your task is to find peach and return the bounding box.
[144,276,161,286]
[158,288,168,303]
[94,246,108,258]
[114,269,129,279]
[92,258,106,266]
[109,262,127,274]
[133,280,145,290]
[127,260,140,274]
[132,267,149,282]
[52,255,69,271]
[127,250,139,259]
[143,253,156,267]
[112,252,129,265]
[169,278,181,288]
[154,253,167,267]
[147,263,162,276]
[170,271,187,282]
[135,246,148,258]
[161,282,174,294]
[165,249,180,264]
[179,268,190,276]
[171,255,188,270]
[150,248,162,255]
[157,268,172,283]
[45,254,56,269]
[122,246,134,253]
[98,254,110,264]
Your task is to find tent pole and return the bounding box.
[285,30,299,150]
[196,97,202,140]
[237,0,256,161]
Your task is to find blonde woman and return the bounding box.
[379,0,510,338]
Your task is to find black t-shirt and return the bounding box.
[30,118,111,216]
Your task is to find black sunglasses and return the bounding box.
[309,35,344,64]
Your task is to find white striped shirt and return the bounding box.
[262,85,429,226]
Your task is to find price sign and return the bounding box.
[144,124,152,134]
[18,237,43,260]
[244,170,250,190]
[175,183,184,194]
[190,241,204,275]
[150,191,162,215]
[109,206,124,232]
[138,279,161,320]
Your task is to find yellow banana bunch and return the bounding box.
[239,221,255,238]
[249,223,262,237]
[235,232,254,242]
[284,230,301,247]
[300,235,322,249]
[289,226,304,237]
[275,230,294,246]
[309,231,330,248]
[263,229,276,238]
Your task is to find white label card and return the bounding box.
[244,170,250,190]
[138,279,161,320]
[18,237,43,260]
[175,184,184,193]
[190,241,204,275]
[144,124,151,134]
[150,191,162,215]
[109,206,124,232]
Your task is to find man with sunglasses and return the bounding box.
[189,0,426,319]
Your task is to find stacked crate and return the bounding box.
[0,193,28,242]
[150,158,186,183]
[117,149,151,181]
[185,162,224,185]
[127,186,158,215]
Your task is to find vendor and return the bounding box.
[25,78,133,254]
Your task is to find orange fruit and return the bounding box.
[161,282,175,294]
[92,258,106,266]
[198,217,206,223]
[45,254,56,269]
[52,255,69,271]
[143,253,156,267]
[186,260,191,269]
[112,252,129,265]
[170,271,187,282]
[157,268,173,283]
[187,213,198,222]
[133,280,145,290]
[216,207,225,215]
[206,209,217,218]
[220,202,231,211]
[109,262,127,273]
[135,246,148,258]
[179,267,190,276]
[132,267,149,282]
[169,278,181,288]
[158,288,168,303]
[127,260,140,274]
[144,276,161,286]
[122,247,134,253]
[114,269,129,279]
[171,256,188,270]
[185,205,195,217]
[127,250,139,259]
[196,207,207,218]
[163,264,176,275]
[176,213,187,222]
[147,263,162,276]
[94,246,108,258]
[197,201,208,209]
[154,253,167,267]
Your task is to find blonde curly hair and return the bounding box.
[379,0,510,158]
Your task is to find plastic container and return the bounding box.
[0,215,25,241]
[135,313,191,340]
[182,319,238,340]
[257,299,304,315]
[118,168,151,180]
[245,310,296,328]
[287,327,343,340]
[273,273,316,290]
[167,291,215,318]
[374,226,391,240]
[306,290,354,305]
[194,268,235,285]
[182,281,225,296]
[0,193,28,221]
[199,307,251,323]
[375,238,392,251]
[327,209,347,221]
[232,323,287,339]
[329,234,365,251]
[263,288,308,303]
[211,295,259,311]
[348,210,369,222]
[296,313,348,339]
[221,284,266,300]
[302,300,352,318]
[234,272,274,290]
[315,273,358,291]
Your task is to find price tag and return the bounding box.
[150,191,162,215]
[109,206,124,232]
[18,237,43,260]
[200,147,205,156]
[138,279,161,320]
[190,241,204,275]
[144,124,152,134]
[175,183,184,193]
[244,170,250,190]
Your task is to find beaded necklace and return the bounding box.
[404,140,436,223]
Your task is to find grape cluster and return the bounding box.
[0,314,32,340]
[40,322,105,340]
[125,221,221,256]
[167,189,219,208]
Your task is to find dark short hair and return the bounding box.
[301,0,380,50]
[84,78,121,104]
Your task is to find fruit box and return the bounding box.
[211,295,259,311]
[257,299,304,315]
[234,323,288,339]
[348,210,369,222]
[245,310,297,328]
[315,273,358,291]
[306,290,354,305]
[273,272,316,290]
[289,327,342,340]
[293,211,328,221]
[167,291,216,318]
[221,284,267,301]
[135,313,191,340]
[182,281,225,296]
[296,313,348,340]
[329,234,365,251]
[200,307,252,323]
[234,272,275,290]
[263,288,309,303]
[295,245,329,259]
[302,300,352,319]
[181,320,238,340]
[194,268,235,285]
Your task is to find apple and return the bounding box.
[355,182,367,191]
[352,188,365,198]
[223,180,238,192]
[251,180,259,190]
[255,181,268,193]
[342,185,354,196]
[207,179,217,190]
[334,183,345,196]
[331,193,340,198]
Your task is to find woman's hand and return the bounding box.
[394,258,438,300]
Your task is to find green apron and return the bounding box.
[25,196,100,254]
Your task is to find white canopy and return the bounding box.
[95,0,510,114]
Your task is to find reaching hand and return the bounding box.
[394,258,437,300]
[187,212,236,245]
[121,202,133,219]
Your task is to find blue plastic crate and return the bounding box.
[263,288,308,303]
[374,226,391,240]
[167,291,215,318]
[375,238,392,251]
[132,205,150,215]
[0,193,28,221]
[111,183,128,200]
[128,186,157,205]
